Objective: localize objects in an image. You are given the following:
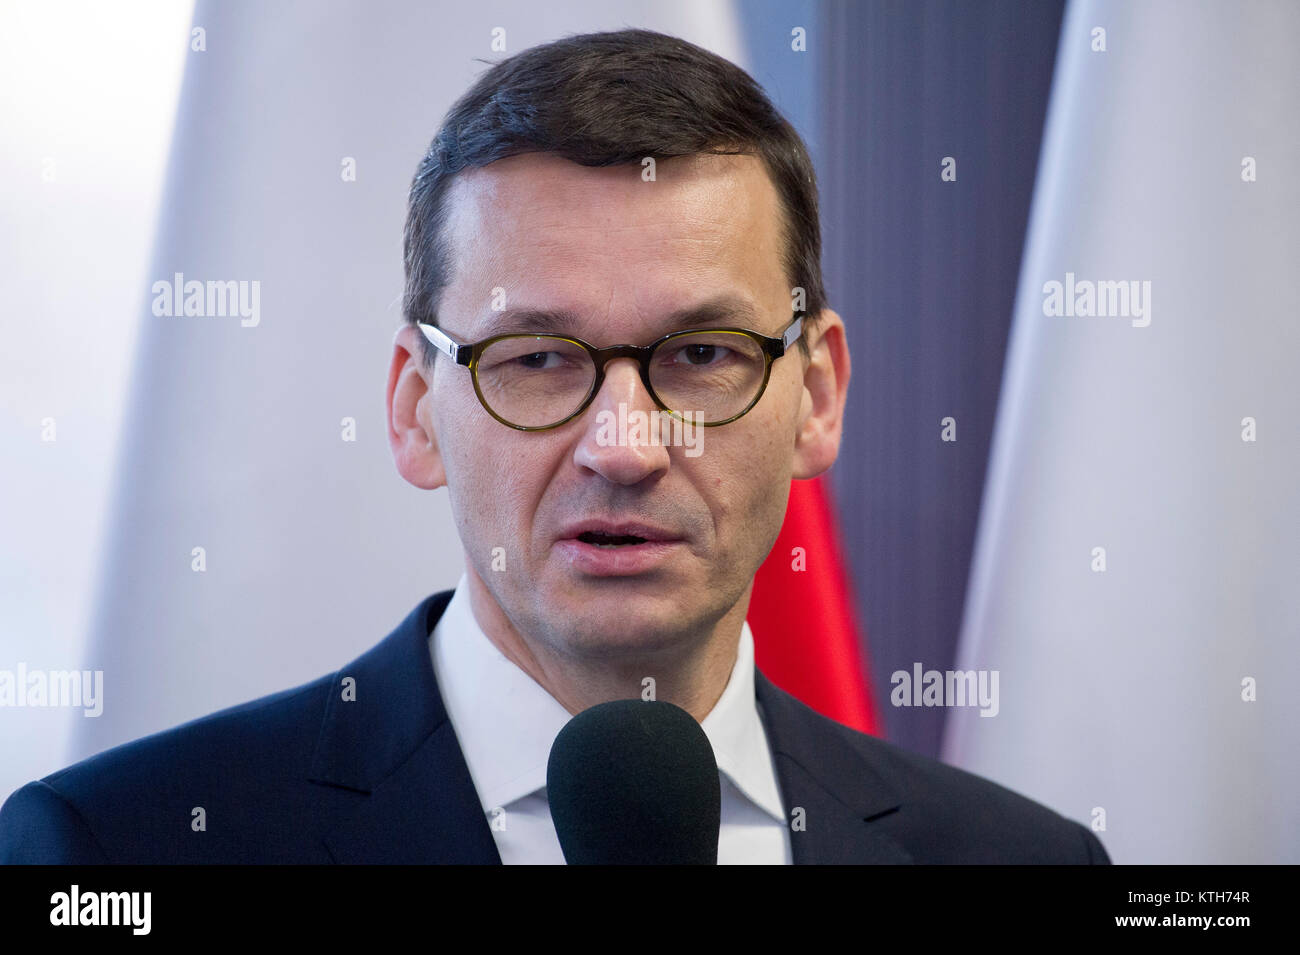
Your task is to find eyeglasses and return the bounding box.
[417,313,804,431]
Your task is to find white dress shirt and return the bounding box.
[429,574,793,864]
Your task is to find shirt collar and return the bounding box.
[430,574,786,825]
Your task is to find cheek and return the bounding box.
[438,418,550,551]
[447,433,513,519]
[702,431,790,547]
[433,389,502,529]
[768,367,804,432]
[731,404,800,544]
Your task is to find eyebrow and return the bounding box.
[474,296,764,339]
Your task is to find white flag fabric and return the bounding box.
[942,0,1300,863]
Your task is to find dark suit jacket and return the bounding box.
[0,589,1110,864]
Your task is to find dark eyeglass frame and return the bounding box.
[417,313,805,432]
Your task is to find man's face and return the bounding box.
[395,151,845,660]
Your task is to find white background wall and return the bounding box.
[1,0,194,800]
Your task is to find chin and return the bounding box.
[542,592,701,654]
[559,623,697,660]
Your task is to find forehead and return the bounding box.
[438,151,789,338]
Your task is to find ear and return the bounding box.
[791,308,851,480]
[387,324,447,490]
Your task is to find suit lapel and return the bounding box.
[306,590,908,864]
[755,670,912,864]
[310,590,502,864]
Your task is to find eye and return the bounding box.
[507,350,579,371]
[668,343,733,367]
[515,351,554,369]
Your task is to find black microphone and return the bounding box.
[546,699,721,864]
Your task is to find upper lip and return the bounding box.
[557,519,682,542]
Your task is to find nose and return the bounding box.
[571,358,671,485]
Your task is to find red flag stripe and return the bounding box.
[748,475,879,735]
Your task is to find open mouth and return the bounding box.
[576,531,649,547]
[557,524,681,575]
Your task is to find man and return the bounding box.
[0,28,1109,864]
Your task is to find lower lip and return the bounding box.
[554,539,685,576]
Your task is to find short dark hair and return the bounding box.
[402,27,825,366]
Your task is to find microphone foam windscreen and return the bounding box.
[546,699,721,864]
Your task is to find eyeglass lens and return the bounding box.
[474,332,767,428]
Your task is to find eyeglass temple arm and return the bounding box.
[780,315,804,354]
[418,322,472,366]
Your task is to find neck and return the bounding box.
[461,568,747,723]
